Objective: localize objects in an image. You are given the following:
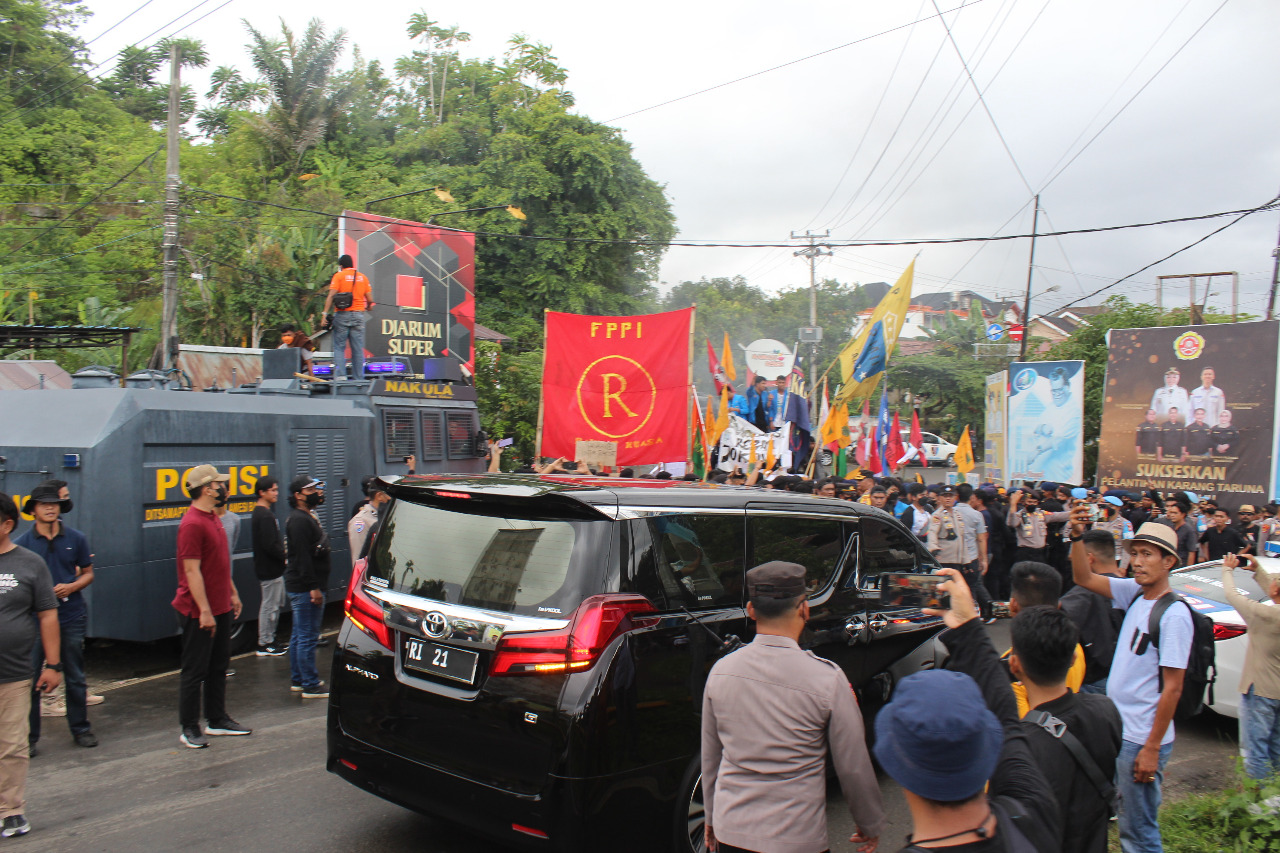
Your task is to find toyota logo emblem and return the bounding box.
[422,612,449,639]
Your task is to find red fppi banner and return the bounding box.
[539,308,694,466]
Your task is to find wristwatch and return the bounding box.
[44,662,63,673]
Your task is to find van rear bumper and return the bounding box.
[327,712,683,852]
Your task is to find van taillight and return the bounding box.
[343,558,392,649]
[1212,622,1247,641]
[490,594,658,676]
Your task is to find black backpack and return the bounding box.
[1143,592,1217,720]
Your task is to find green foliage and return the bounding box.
[661,276,878,396]
[1038,296,1242,475]
[1154,771,1280,852]
[472,341,543,469]
[889,353,995,445]
[0,8,676,369]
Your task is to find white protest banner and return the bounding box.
[717,415,792,472]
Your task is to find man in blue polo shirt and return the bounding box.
[14,483,97,750]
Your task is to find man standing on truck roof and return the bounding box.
[323,254,373,381]
[286,476,330,699]
[14,483,98,751]
[251,476,288,657]
[701,561,886,853]
[174,465,251,749]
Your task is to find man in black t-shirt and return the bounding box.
[1199,508,1249,562]
[1211,409,1240,456]
[0,494,62,839]
[1182,408,1213,458]
[1157,408,1185,462]
[1134,409,1160,456]
[250,477,287,657]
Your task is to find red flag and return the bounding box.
[868,424,883,474]
[910,409,928,468]
[540,309,694,466]
[706,339,733,395]
[886,411,907,473]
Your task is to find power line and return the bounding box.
[0,0,234,130]
[1037,0,1232,192]
[184,185,1280,249]
[603,0,989,123]
[1053,193,1279,314]
[2,146,161,258]
[3,225,162,275]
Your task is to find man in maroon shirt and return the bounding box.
[174,465,250,748]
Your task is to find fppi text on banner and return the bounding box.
[538,308,694,466]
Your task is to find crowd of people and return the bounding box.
[3,452,1280,848]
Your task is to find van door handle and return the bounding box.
[867,616,890,632]
[844,617,869,645]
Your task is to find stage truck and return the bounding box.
[0,210,490,649]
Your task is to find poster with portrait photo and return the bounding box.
[1007,361,1085,485]
[1097,321,1279,511]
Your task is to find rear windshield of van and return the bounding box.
[366,499,613,617]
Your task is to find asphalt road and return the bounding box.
[21,612,1240,853]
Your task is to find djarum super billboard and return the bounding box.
[1097,321,1279,510]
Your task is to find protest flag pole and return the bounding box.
[688,304,697,463]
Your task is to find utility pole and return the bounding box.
[792,230,831,415]
[1267,204,1280,321]
[1018,194,1040,362]
[159,43,182,372]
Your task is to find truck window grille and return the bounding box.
[446,412,473,458]
[383,410,416,463]
[420,412,444,460]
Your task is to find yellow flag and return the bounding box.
[765,436,776,471]
[506,205,526,221]
[722,332,736,382]
[834,402,852,448]
[955,426,975,474]
[835,260,915,404]
[713,387,730,444]
[704,395,714,438]
[748,437,758,469]
[433,187,455,202]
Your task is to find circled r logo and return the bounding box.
[576,355,656,439]
[1173,331,1205,360]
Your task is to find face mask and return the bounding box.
[305,492,325,508]
[214,485,229,508]
[61,499,73,513]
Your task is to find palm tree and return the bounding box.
[242,18,351,175]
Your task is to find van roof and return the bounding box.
[383,473,888,519]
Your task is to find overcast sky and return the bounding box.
[79,0,1280,318]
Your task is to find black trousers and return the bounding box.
[179,610,231,728]
[1013,546,1046,565]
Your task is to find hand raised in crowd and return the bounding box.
[1009,490,1022,508]
[1223,552,1255,572]
[1069,504,1092,537]
[923,567,978,629]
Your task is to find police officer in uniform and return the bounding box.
[702,562,886,853]
[1006,489,1071,564]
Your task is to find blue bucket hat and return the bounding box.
[873,670,1003,801]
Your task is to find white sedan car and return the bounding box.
[899,430,959,467]
[1167,556,1278,719]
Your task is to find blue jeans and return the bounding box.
[288,592,323,690]
[30,615,90,740]
[1117,739,1173,853]
[1240,686,1280,780]
[1080,677,1109,695]
[332,311,366,380]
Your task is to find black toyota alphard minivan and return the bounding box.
[327,475,943,852]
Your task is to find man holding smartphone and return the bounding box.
[0,494,61,838]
